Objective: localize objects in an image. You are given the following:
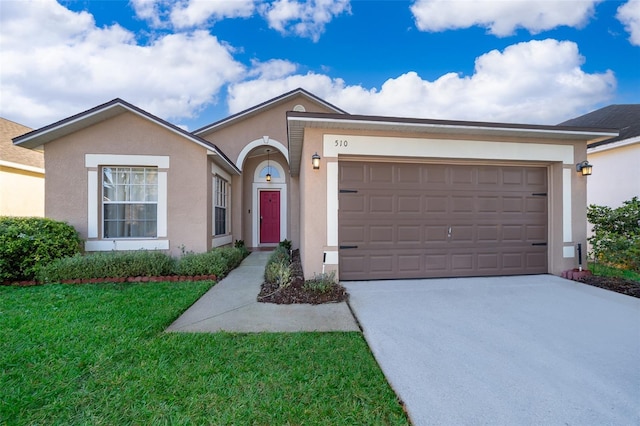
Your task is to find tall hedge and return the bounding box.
[0,217,82,282]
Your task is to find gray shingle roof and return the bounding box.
[559,105,640,148]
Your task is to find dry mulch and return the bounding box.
[257,250,348,305]
[577,274,640,298]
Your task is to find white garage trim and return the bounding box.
[323,134,574,164]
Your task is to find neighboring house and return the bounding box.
[13,89,617,280]
[0,117,44,216]
[559,105,640,209]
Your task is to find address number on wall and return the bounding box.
[334,139,349,147]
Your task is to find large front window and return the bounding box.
[103,167,158,238]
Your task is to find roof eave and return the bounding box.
[287,112,619,176]
[12,99,241,174]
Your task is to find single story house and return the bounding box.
[559,104,640,209]
[13,89,617,280]
[1,117,44,216]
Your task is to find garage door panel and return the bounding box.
[339,162,548,280]
[340,194,365,213]
[370,225,393,243]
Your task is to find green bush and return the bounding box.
[0,217,82,282]
[38,251,176,283]
[234,240,250,258]
[37,247,249,283]
[587,196,640,272]
[175,247,245,277]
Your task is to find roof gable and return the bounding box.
[12,99,240,174]
[193,88,347,136]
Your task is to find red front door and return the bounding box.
[260,191,280,243]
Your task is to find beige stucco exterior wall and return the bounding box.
[297,127,593,280]
[44,112,210,256]
[587,142,640,208]
[0,165,45,216]
[198,95,336,250]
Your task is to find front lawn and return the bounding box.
[1,282,408,425]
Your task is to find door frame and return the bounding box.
[252,184,287,246]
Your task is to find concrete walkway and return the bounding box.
[166,251,359,333]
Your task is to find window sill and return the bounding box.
[85,239,170,251]
[212,234,233,248]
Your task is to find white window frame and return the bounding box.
[102,166,159,239]
[213,175,229,236]
[85,154,169,251]
[211,163,232,247]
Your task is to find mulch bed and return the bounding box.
[257,249,348,305]
[577,274,640,298]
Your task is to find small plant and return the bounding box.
[265,260,292,288]
[304,271,337,293]
[278,239,292,251]
[234,240,250,258]
[264,246,292,288]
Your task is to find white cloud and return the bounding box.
[229,39,615,124]
[260,0,351,42]
[170,0,255,29]
[130,0,164,27]
[0,0,245,128]
[410,0,601,36]
[248,59,299,79]
[130,0,255,29]
[617,0,640,46]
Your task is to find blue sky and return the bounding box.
[1,0,638,131]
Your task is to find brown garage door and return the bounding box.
[339,162,548,280]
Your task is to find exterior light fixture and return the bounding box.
[312,152,321,170]
[266,149,272,182]
[576,160,593,176]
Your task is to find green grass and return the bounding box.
[0,282,408,425]
[589,262,640,282]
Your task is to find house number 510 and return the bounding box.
[335,139,348,147]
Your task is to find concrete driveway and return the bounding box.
[344,275,640,425]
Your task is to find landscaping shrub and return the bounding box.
[0,217,82,282]
[278,239,292,251]
[264,246,292,288]
[304,271,337,293]
[234,239,250,258]
[37,247,249,283]
[175,247,246,277]
[587,196,640,272]
[38,251,176,283]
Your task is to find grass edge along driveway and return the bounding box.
[1,281,408,425]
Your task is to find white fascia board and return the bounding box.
[588,136,640,154]
[287,115,618,140]
[0,160,45,174]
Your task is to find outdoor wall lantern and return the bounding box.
[266,149,272,182]
[312,152,321,170]
[576,160,593,176]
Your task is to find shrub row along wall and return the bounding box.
[0,216,249,284]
